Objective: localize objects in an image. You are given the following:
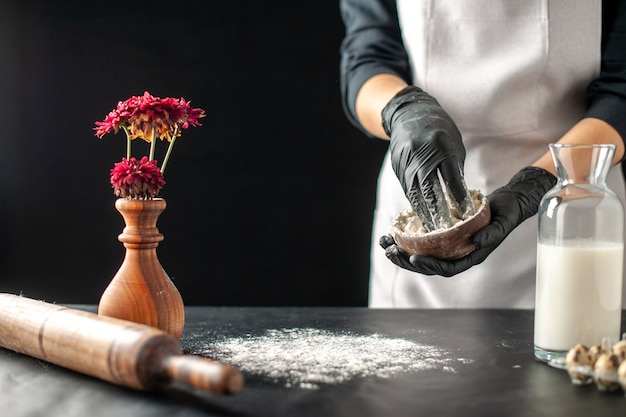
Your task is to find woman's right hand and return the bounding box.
[382,86,473,232]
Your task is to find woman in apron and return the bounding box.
[340,0,626,308]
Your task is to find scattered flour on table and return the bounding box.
[196,328,469,390]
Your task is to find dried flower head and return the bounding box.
[110,157,166,199]
[94,91,205,143]
[95,91,205,199]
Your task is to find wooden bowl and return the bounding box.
[391,190,491,260]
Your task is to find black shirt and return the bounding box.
[339,0,626,140]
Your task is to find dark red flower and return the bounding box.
[109,156,166,199]
[94,91,206,142]
[96,92,205,199]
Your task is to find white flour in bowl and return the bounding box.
[195,328,468,389]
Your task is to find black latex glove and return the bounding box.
[382,85,474,232]
[380,166,557,277]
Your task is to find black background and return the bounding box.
[0,1,388,306]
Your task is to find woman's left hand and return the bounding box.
[380,166,556,276]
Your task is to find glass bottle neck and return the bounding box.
[550,144,615,185]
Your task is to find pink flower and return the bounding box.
[110,156,166,199]
[95,91,205,199]
[94,91,205,142]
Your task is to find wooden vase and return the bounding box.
[98,198,185,340]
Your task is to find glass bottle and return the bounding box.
[534,144,624,364]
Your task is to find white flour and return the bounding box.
[196,328,467,389]
[393,189,484,234]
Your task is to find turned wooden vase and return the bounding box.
[98,198,185,340]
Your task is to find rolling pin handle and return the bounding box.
[164,355,244,395]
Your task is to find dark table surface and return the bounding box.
[1,306,625,417]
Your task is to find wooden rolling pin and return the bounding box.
[0,293,243,395]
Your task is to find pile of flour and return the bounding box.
[195,328,469,389]
[394,189,484,234]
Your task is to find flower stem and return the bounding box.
[160,125,179,175]
[149,128,156,161]
[122,126,131,159]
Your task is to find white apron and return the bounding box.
[370,0,626,308]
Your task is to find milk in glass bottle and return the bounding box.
[534,144,624,363]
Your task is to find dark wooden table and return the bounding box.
[1,307,625,416]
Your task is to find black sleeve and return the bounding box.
[340,1,626,138]
[339,0,413,134]
[584,0,626,141]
